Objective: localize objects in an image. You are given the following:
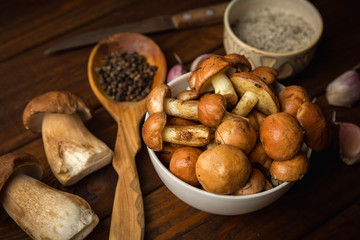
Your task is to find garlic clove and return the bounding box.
[190,53,216,72]
[339,122,360,165]
[326,70,360,107]
[167,64,186,83]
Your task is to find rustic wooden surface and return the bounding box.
[0,0,359,239]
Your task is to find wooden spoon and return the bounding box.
[88,32,166,240]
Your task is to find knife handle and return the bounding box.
[171,2,228,29]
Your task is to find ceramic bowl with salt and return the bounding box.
[223,0,323,79]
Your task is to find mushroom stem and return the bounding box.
[209,71,238,106]
[42,112,113,186]
[231,91,259,116]
[164,98,199,121]
[0,173,99,240]
[162,125,211,147]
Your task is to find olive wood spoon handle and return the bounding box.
[88,32,167,240]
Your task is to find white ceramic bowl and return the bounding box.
[145,73,311,215]
[223,0,323,79]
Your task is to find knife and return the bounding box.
[44,2,228,54]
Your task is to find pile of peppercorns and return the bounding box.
[96,51,157,102]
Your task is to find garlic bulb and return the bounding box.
[167,53,186,83]
[326,69,360,107]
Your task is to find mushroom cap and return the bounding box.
[232,168,266,195]
[270,151,309,182]
[247,109,266,131]
[156,142,184,164]
[196,144,252,194]
[0,152,43,191]
[259,112,304,161]
[142,112,167,151]
[251,66,277,84]
[198,93,227,127]
[215,117,257,155]
[230,72,280,115]
[248,140,273,171]
[23,91,91,133]
[167,117,197,126]
[169,147,203,186]
[296,102,329,151]
[175,89,199,101]
[146,84,171,115]
[279,85,310,116]
[187,54,251,93]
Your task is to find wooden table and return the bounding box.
[1,0,359,239]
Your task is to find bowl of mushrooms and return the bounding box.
[142,54,327,215]
[223,0,323,79]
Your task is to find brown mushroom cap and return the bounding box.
[247,109,267,131]
[146,84,171,115]
[196,144,252,194]
[198,94,227,127]
[259,112,304,161]
[0,152,43,191]
[230,72,280,115]
[142,112,167,151]
[169,147,203,186]
[215,117,257,155]
[270,152,310,182]
[296,102,329,151]
[248,140,273,172]
[23,91,91,133]
[187,54,251,93]
[175,89,199,101]
[156,142,184,164]
[279,85,310,116]
[251,66,278,84]
[232,168,266,195]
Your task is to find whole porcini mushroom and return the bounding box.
[188,54,252,106]
[260,112,304,161]
[0,152,99,240]
[142,112,211,151]
[279,85,310,116]
[215,117,257,155]
[22,91,113,186]
[296,102,329,151]
[248,140,273,172]
[196,144,252,194]
[169,147,203,186]
[270,152,310,182]
[230,72,280,116]
[251,66,278,84]
[146,84,199,121]
[232,168,266,195]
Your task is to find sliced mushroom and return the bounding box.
[259,112,304,161]
[22,91,113,186]
[187,54,251,106]
[146,84,199,121]
[232,168,266,195]
[0,152,99,240]
[142,112,211,151]
[270,151,310,182]
[296,102,329,151]
[195,144,252,194]
[215,117,257,155]
[279,85,310,116]
[230,72,280,116]
[169,147,203,186]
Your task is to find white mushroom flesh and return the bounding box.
[1,173,99,240]
[162,125,210,147]
[231,91,259,116]
[42,112,113,186]
[163,98,199,121]
[209,72,238,106]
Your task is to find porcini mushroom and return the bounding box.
[142,112,211,151]
[248,140,273,172]
[270,152,310,182]
[251,66,278,84]
[247,109,267,131]
[187,54,251,106]
[169,147,203,186]
[296,102,329,151]
[259,112,304,161]
[0,152,99,240]
[215,117,257,155]
[232,168,266,195]
[230,72,280,116]
[195,144,252,194]
[22,91,113,186]
[279,85,310,116]
[146,84,199,121]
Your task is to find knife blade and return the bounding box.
[44,2,228,54]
